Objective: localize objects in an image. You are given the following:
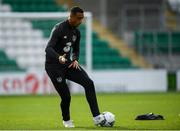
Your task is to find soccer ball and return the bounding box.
[102,111,115,127]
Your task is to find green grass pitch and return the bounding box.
[0,92,180,130]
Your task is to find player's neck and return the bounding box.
[68,19,75,28]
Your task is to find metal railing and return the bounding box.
[135,31,180,70]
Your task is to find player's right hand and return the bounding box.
[59,54,67,64]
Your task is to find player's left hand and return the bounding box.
[68,60,81,70]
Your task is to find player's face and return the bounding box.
[71,12,84,27]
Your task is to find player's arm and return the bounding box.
[45,26,66,64]
[72,30,80,61]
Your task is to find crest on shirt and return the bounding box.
[72,35,77,42]
[56,76,62,83]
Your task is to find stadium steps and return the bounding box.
[92,21,151,68]
[165,10,177,30]
[55,0,73,9]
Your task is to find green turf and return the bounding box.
[0,92,180,130]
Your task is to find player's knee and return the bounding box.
[86,79,95,89]
[81,78,95,91]
[88,79,94,87]
[66,95,71,102]
[61,94,71,103]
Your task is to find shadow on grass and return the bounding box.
[72,126,129,130]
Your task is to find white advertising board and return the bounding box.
[91,69,167,92]
[177,71,180,91]
[0,70,55,95]
[0,69,167,95]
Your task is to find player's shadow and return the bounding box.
[75,126,129,130]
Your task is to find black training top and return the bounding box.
[45,20,80,69]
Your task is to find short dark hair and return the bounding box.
[70,6,84,14]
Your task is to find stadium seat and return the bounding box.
[0,50,25,71]
[134,31,180,53]
[2,0,67,12]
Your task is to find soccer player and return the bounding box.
[45,6,105,128]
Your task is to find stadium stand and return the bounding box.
[2,0,67,12]
[134,31,180,53]
[92,0,180,70]
[0,0,135,71]
[131,0,180,70]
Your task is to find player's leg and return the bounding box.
[66,66,100,117]
[66,67,105,126]
[46,69,74,127]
